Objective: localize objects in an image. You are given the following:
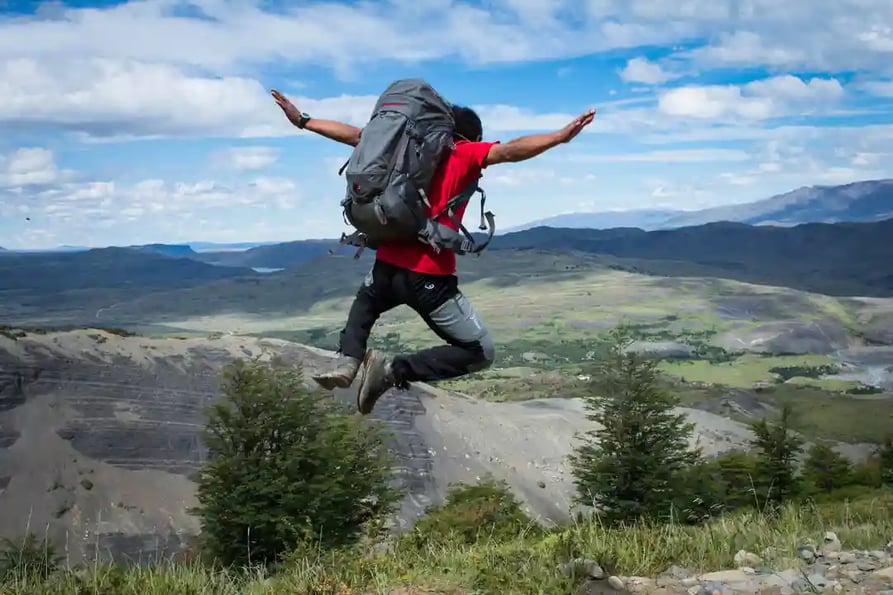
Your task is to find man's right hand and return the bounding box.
[556,108,596,143]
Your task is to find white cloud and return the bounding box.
[571,148,751,163]
[0,169,304,249]
[0,148,75,188]
[216,146,280,171]
[862,80,893,97]
[658,75,845,120]
[619,57,679,85]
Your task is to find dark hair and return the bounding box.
[452,105,483,142]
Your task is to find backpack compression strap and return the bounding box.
[422,180,496,255]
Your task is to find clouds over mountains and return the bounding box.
[1,0,892,248]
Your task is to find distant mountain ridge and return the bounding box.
[487,217,893,297]
[130,243,198,258]
[508,178,893,232]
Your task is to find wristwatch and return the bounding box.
[297,112,311,129]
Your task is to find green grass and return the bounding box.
[785,376,862,392]
[658,354,837,389]
[5,491,893,594]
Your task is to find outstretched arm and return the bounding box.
[271,89,362,147]
[483,108,595,166]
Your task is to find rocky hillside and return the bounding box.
[0,329,877,565]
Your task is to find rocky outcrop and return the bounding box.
[573,535,893,593]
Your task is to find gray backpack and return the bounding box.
[336,79,495,258]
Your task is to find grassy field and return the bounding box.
[4,491,893,594]
[657,354,838,388]
[128,254,893,444]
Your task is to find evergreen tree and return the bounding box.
[713,450,762,510]
[192,358,401,568]
[749,404,804,506]
[569,326,700,525]
[878,438,893,486]
[803,442,853,494]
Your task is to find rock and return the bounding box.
[623,576,653,593]
[886,540,893,555]
[838,551,857,564]
[821,531,842,554]
[608,576,625,590]
[733,549,762,567]
[559,558,605,580]
[857,560,879,572]
[874,566,893,581]
[663,564,692,579]
[805,573,830,588]
[797,545,816,562]
[537,480,546,489]
[871,549,889,560]
[697,569,754,583]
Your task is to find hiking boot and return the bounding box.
[312,355,360,390]
[356,348,397,415]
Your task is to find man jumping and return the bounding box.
[272,87,595,415]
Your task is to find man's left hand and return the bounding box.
[271,89,301,122]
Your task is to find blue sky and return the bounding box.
[1,0,892,249]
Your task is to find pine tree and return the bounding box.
[569,326,701,525]
[192,358,401,567]
[749,404,804,506]
[878,438,893,486]
[803,442,853,494]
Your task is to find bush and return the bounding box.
[803,443,854,494]
[569,326,701,526]
[192,358,401,568]
[0,533,61,582]
[406,477,536,547]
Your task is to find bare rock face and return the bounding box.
[0,329,442,565]
[0,328,817,567]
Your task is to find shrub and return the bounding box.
[192,358,401,568]
[803,443,854,494]
[0,533,61,582]
[405,477,536,548]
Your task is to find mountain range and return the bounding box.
[488,218,893,296]
[507,178,893,232]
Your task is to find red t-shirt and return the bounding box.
[375,140,498,275]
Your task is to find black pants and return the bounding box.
[338,259,495,384]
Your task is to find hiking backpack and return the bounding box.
[336,78,495,258]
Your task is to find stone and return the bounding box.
[821,531,842,554]
[874,566,893,581]
[857,560,879,572]
[797,545,816,562]
[886,540,893,555]
[608,576,625,590]
[805,573,829,588]
[733,549,762,568]
[560,558,605,579]
[839,551,857,564]
[697,569,754,583]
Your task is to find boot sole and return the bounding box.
[312,375,353,390]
